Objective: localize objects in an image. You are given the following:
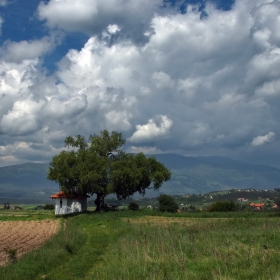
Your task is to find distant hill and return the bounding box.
[1,154,280,203]
[151,154,280,195]
[0,163,58,204]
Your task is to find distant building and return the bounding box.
[50,191,89,215]
[237,198,248,202]
[250,203,265,210]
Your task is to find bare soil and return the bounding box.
[0,220,59,265]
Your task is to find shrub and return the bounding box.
[3,202,10,209]
[4,248,17,263]
[44,204,55,210]
[128,202,139,211]
[208,200,238,212]
[157,194,179,213]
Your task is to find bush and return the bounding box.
[4,248,17,263]
[274,197,280,207]
[208,200,238,212]
[44,204,55,210]
[128,202,139,211]
[157,194,179,213]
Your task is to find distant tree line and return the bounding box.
[1,203,22,210]
[34,204,55,210]
[208,200,238,212]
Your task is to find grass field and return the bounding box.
[1,209,280,279]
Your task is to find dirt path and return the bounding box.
[0,220,59,265]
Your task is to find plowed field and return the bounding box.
[0,220,59,265]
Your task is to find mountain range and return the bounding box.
[0,154,280,203]
[155,154,280,195]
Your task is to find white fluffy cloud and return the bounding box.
[43,94,88,120]
[1,98,44,135]
[37,0,162,44]
[1,0,280,167]
[130,115,173,142]
[0,37,55,63]
[251,132,275,146]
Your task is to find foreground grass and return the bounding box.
[1,211,280,279]
[90,214,280,280]
[0,211,124,280]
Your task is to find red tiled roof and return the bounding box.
[50,191,89,199]
[254,204,265,207]
[250,203,265,207]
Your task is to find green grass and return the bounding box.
[90,215,280,280]
[1,211,280,279]
[0,209,55,221]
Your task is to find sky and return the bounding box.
[0,0,280,168]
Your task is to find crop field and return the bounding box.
[0,220,59,265]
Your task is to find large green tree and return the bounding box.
[48,130,172,211]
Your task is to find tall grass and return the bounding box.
[87,216,280,280]
[1,211,280,279]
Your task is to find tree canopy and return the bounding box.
[207,200,238,212]
[157,194,179,213]
[47,130,172,211]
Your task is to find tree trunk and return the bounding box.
[95,193,105,212]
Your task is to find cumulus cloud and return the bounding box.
[2,0,280,167]
[1,98,45,135]
[128,146,162,154]
[251,0,280,49]
[130,115,173,142]
[43,94,88,120]
[0,0,7,6]
[0,140,63,167]
[251,132,275,146]
[0,16,3,35]
[152,72,174,88]
[37,0,162,44]
[0,37,57,63]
